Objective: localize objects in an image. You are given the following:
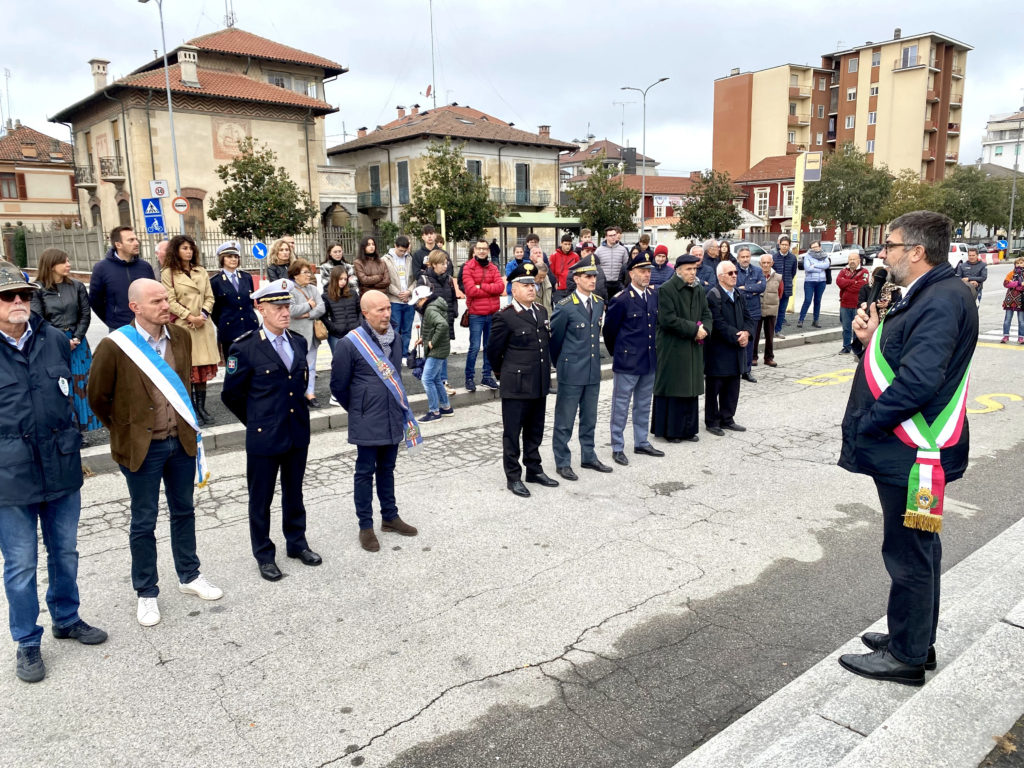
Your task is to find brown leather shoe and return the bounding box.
[359,529,380,552]
[381,516,418,536]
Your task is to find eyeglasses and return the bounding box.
[721,270,737,276]
[0,290,34,303]
[882,241,920,252]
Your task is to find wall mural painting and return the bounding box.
[212,117,251,160]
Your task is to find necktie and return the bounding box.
[586,298,592,320]
[231,272,239,292]
[273,335,289,366]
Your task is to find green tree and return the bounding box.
[671,169,741,240]
[401,138,502,243]
[208,137,318,240]
[802,143,893,237]
[13,225,27,268]
[557,152,641,233]
[882,168,940,222]
[376,219,401,249]
[936,166,1006,234]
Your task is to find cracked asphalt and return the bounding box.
[3,274,1022,768]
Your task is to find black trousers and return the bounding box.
[246,445,310,563]
[501,397,547,481]
[704,375,740,428]
[876,480,941,666]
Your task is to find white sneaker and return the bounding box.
[137,597,161,627]
[329,395,340,407]
[178,574,224,601]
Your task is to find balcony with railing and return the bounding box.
[951,65,964,79]
[357,189,390,209]
[924,119,937,133]
[74,165,97,189]
[767,205,794,219]
[785,142,808,154]
[789,85,811,99]
[826,131,837,143]
[922,149,935,162]
[950,93,963,107]
[787,113,810,126]
[926,88,940,103]
[947,122,961,135]
[945,152,959,164]
[98,156,125,182]
[894,56,925,71]
[489,187,551,207]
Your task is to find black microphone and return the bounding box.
[864,266,888,309]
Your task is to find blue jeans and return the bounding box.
[466,314,493,381]
[609,372,655,452]
[1004,310,1024,336]
[422,356,451,413]
[798,280,827,323]
[775,288,792,333]
[390,302,415,357]
[353,444,400,529]
[0,491,82,646]
[840,306,857,349]
[119,437,201,598]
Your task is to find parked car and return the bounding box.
[728,241,770,260]
[948,241,971,268]
[864,244,883,263]
[797,241,843,269]
[840,244,874,267]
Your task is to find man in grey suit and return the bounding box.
[550,254,613,480]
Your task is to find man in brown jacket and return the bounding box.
[88,279,223,628]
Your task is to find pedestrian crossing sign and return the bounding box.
[141,197,165,234]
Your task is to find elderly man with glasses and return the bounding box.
[703,259,755,435]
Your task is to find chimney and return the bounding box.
[14,119,21,129]
[894,27,901,40]
[397,106,406,119]
[690,171,703,181]
[89,59,110,92]
[411,104,420,115]
[357,126,367,138]
[538,125,550,139]
[730,67,740,76]
[177,45,200,87]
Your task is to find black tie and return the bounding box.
[586,297,592,320]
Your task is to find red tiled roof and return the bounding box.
[0,125,72,164]
[612,175,695,194]
[327,105,575,154]
[645,216,681,227]
[560,139,655,165]
[187,28,346,76]
[734,155,797,183]
[117,65,336,114]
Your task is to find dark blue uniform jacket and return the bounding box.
[603,285,657,376]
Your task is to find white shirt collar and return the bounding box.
[135,322,170,345]
[574,289,592,304]
[0,323,31,351]
[512,298,535,313]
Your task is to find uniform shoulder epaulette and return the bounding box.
[232,329,255,343]
[556,295,574,307]
[593,293,604,302]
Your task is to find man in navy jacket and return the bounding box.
[0,261,106,683]
[772,235,798,336]
[331,290,419,552]
[838,211,978,687]
[89,226,155,330]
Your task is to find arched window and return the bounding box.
[91,204,102,229]
[184,197,205,241]
[117,199,131,227]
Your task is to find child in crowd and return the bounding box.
[410,285,453,421]
[1002,257,1024,344]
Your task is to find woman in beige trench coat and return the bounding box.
[161,234,220,425]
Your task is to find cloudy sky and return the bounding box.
[6,0,1022,176]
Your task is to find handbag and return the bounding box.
[314,319,329,341]
[824,266,833,285]
[460,309,470,328]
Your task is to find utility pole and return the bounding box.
[612,100,635,147]
[429,0,438,109]
[621,78,669,239]
[1009,110,1023,249]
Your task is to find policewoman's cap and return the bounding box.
[508,261,538,284]
[216,240,241,257]
[627,252,653,270]
[570,254,598,274]
[252,279,295,304]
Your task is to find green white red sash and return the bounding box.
[864,319,971,533]
[346,327,423,453]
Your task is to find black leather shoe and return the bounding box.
[525,473,559,487]
[287,549,323,566]
[634,444,665,457]
[556,466,578,481]
[258,562,283,581]
[838,648,925,686]
[52,619,108,645]
[507,479,531,497]
[742,373,757,383]
[307,398,321,409]
[580,459,613,473]
[861,632,936,670]
[722,423,747,432]
[706,426,725,436]
[612,451,629,466]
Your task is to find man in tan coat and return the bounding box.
[88,279,223,628]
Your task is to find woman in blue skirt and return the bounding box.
[31,248,101,432]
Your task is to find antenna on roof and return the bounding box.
[224,0,236,28]
[429,0,437,109]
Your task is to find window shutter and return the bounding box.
[16,173,27,200]
[69,174,76,200]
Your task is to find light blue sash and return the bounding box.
[346,327,422,452]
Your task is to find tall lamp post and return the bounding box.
[621,77,668,240]
[139,0,185,234]
[1009,108,1023,251]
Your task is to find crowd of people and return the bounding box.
[0,210,1003,685]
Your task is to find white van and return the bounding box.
[948,242,970,268]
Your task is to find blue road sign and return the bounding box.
[997,239,1008,250]
[141,197,165,234]
[252,242,268,259]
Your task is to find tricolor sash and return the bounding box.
[864,319,971,533]
[108,325,211,487]
[346,327,423,453]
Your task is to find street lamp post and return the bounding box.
[139,0,186,234]
[621,78,668,240]
[1009,110,1023,251]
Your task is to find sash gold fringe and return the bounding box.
[904,509,943,534]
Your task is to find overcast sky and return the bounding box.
[6,0,1022,177]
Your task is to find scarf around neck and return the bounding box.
[370,323,396,359]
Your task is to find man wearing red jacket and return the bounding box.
[550,235,580,305]
[462,238,504,392]
[835,253,869,354]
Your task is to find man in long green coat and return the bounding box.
[652,253,712,442]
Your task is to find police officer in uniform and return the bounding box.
[487,261,559,497]
[550,254,612,479]
[603,251,665,465]
[221,280,322,581]
[210,240,259,360]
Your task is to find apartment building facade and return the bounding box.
[980,110,1024,171]
[0,122,78,230]
[714,29,971,183]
